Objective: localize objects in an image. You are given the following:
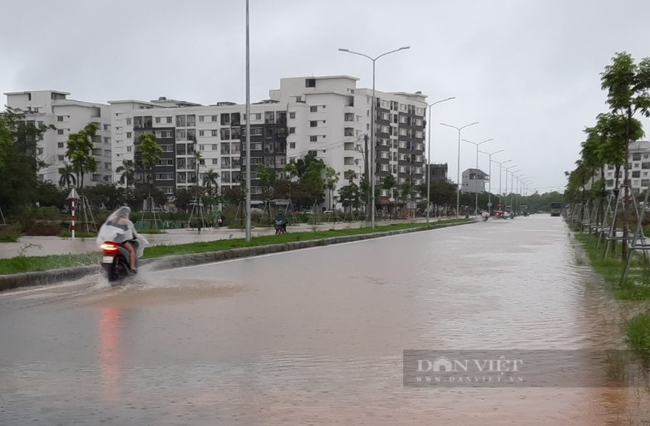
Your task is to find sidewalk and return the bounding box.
[0,218,444,259]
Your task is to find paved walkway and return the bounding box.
[0,218,451,259]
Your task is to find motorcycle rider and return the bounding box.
[274,212,288,235]
[96,206,141,272]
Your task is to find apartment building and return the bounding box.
[4,90,113,186]
[269,76,428,201]
[604,140,650,195]
[5,76,428,208]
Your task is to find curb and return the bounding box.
[0,221,471,292]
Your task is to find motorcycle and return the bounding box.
[99,235,148,282]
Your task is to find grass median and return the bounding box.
[574,231,650,358]
[0,219,470,276]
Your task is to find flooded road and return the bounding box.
[0,215,648,425]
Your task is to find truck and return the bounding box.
[550,202,562,217]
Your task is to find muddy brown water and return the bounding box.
[0,215,648,425]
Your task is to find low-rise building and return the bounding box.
[461,168,488,193]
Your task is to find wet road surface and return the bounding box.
[1,215,648,425]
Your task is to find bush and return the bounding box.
[0,225,21,242]
[23,221,62,236]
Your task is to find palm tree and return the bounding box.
[116,159,136,190]
[58,163,76,189]
[202,168,219,200]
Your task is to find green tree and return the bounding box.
[324,166,339,209]
[202,169,220,200]
[137,133,162,191]
[382,174,396,199]
[116,159,136,190]
[58,163,77,189]
[65,122,98,190]
[284,152,327,209]
[600,52,650,259]
[0,109,50,213]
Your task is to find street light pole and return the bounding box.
[493,159,512,199]
[339,46,410,229]
[462,138,492,215]
[244,0,252,242]
[425,97,455,224]
[440,122,479,218]
[479,149,504,215]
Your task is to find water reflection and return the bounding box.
[99,307,122,400]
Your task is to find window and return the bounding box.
[57,155,65,161]
[103,124,109,131]
[126,132,132,138]
[166,117,172,124]
[176,115,186,127]
[633,153,642,161]
[310,136,318,142]
[211,115,218,122]
[220,128,230,140]
[305,78,316,88]
[250,128,263,136]
[221,114,230,126]
[199,130,205,137]
[310,121,317,127]
[310,106,318,112]
[126,118,132,125]
[199,116,204,122]
[155,117,161,124]
[57,142,64,148]
[288,127,296,134]
[632,171,641,178]
[254,113,262,120]
[289,142,296,149]
[57,129,64,135]
[104,137,110,144]
[127,146,132,153]
[57,116,64,122]
[289,112,296,119]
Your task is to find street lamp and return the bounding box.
[463,138,492,215]
[339,46,410,228]
[479,149,504,215]
[244,0,252,241]
[440,121,479,218]
[506,168,520,208]
[425,97,455,224]
[493,159,512,198]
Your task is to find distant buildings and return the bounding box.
[4,90,113,187]
[5,76,431,208]
[461,168,488,193]
[604,140,650,195]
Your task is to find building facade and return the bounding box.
[5,90,113,187]
[5,77,429,208]
[604,140,650,195]
[461,168,488,193]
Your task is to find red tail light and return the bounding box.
[100,243,119,252]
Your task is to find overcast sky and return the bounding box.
[2,0,650,194]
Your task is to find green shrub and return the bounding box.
[0,225,21,242]
[628,313,650,357]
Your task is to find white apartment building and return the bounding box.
[270,76,428,200]
[4,90,113,187]
[5,77,428,208]
[605,140,650,194]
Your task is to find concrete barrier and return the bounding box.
[0,221,471,292]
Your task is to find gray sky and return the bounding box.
[2,0,650,194]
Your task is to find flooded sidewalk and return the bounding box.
[0,218,436,258]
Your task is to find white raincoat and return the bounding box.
[96,206,149,257]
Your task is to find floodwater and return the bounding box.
[0,215,648,425]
